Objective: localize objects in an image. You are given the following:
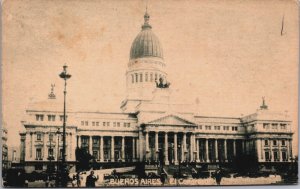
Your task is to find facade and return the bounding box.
[2,128,9,170]
[19,12,293,173]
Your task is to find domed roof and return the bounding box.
[130,12,163,59]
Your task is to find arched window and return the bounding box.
[140,73,143,82]
[150,73,153,82]
[145,72,148,82]
[131,74,134,83]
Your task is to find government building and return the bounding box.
[19,12,294,173]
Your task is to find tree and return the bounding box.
[75,147,94,171]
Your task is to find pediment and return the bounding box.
[147,114,196,126]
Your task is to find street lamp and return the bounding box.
[59,64,71,187]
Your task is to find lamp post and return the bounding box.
[59,64,71,187]
[56,128,61,186]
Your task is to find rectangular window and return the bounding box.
[93,138,98,144]
[36,114,44,121]
[81,121,84,126]
[265,140,269,146]
[36,148,42,159]
[198,125,202,130]
[37,134,42,141]
[60,115,64,121]
[103,122,106,126]
[49,134,53,142]
[107,122,110,126]
[48,148,54,157]
[48,115,51,121]
[93,151,98,159]
[282,140,286,146]
[263,123,270,129]
[280,124,287,129]
[272,123,278,129]
[273,140,277,146]
[265,152,270,161]
[128,123,130,127]
[140,73,143,82]
[282,152,287,161]
[117,122,120,127]
[123,123,126,127]
[145,73,148,82]
[96,122,99,126]
[85,121,88,126]
[92,122,95,126]
[150,73,153,82]
[205,125,211,130]
[274,151,278,161]
[113,122,116,127]
[135,73,138,83]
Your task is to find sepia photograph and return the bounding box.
[1,0,299,187]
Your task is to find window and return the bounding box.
[92,122,95,126]
[113,122,116,127]
[265,140,269,146]
[232,126,238,131]
[135,73,138,83]
[37,134,42,141]
[140,73,143,82]
[48,115,55,121]
[128,123,130,127]
[107,122,110,126]
[36,148,42,159]
[48,148,54,157]
[205,125,211,130]
[282,140,286,146]
[93,138,98,144]
[145,73,148,82]
[85,121,88,126]
[81,121,84,126]
[49,134,53,142]
[93,151,98,159]
[82,138,88,145]
[117,122,120,127]
[150,73,153,82]
[198,125,202,130]
[272,123,278,129]
[131,74,134,83]
[223,126,229,131]
[155,73,158,80]
[274,151,278,161]
[265,152,270,161]
[282,152,287,161]
[96,122,99,126]
[263,123,270,129]
[280,124,287,129]
[36,114,44,121]
[214,126,220,130]
[273,140,277,146]
[60,115,64,121]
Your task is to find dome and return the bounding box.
[130,12,163,60]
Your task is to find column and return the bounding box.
[132,137,136,161]
[155,132,159,161]
[174,133,178,165]
[233,139,236,157]
[256,139,261,162]
[205,139,209,162]
[164,132,169,165]
[136,137,140,160]
[190,134,194,162]
[215,139,218,162]
[155,132,159,152]
[111,136,115,162]
[78,135,81,148]
[43,133,46,160]
[196,139,200,162]
[121,136,125,161]
[89,136,93,155]
[100,136,104,162]
[289,139,293,159]
[224,139,227,162]
[183,132,187,152]
[145,132,149,152]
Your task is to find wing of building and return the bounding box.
[19,11,293,173]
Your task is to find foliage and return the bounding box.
[75,147,94,171]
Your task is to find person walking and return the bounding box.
[86,171,99,187]
[214,168,223,185]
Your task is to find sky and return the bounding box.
[2,0,299,154]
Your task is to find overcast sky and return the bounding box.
[2,0,299,154]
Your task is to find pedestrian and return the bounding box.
[214,168,223,185]
[76,172,81,187]
[86,171,99,187]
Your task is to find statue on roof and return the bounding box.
[155,77,171,88]
[48,84,56,99]
[260,96,268,110]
